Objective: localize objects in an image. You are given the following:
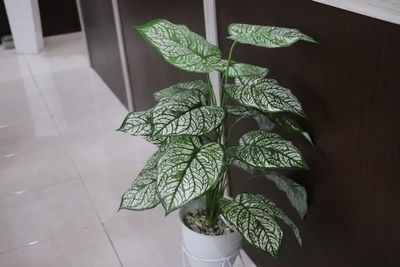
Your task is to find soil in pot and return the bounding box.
[183,209,234,236]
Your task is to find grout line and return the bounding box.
[102,222,125,267]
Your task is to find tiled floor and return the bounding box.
[0,32,255,266]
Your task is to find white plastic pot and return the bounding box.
[179,199,243,267]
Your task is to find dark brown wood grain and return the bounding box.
[217,0,400,266]
[79,0,127,107]
[117,0,206,111]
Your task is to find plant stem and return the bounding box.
[205,41,238,228]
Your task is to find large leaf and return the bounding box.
[219,194,283,257]
[220,193,301,257]
[152,90,224,136]
[233,130,307,169]
[120,150,163,210]
[213,60,268,77]
[154,80,209,101]
[136,19,221,73]
[225,77,305,117]
[228,23,316,48]
[157,136,224,213]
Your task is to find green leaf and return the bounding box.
[117,110,153,136]
[267,113,313,144]
[152,90,225,136]
[213,60,268,77]
[135,19,221,73]
[219,193,283,257]
[233,130,307,169]
[265,172,308,220]
[157,136,224,214]
[226,105,258,118]
[225,77,305,117]
[154,80,209,101]
[226,106,312,144]
[120,150,164,211]
[228,23,317,48]
[231,160,308,220]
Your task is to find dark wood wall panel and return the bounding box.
[117,0,205,111]
[217,1,400,266]
[79,0,127,107]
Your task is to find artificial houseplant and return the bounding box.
[118,18,316,258]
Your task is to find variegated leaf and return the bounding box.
[135,19,221,73]
[226,106,312,144]
[225,77,305,117]
[267,113,313,144]
[152,90,225,136]
[120,150,164,210]
[117,110,153,136]
[219,193,283,257]
[259,194,303,246]
[265,172,307,220]
[154,80,209,101]
[231,160,308,220]
[157,136,224,214]
[233,130,307,169]
[213,60,268,77]
[226,105,258,118]
[228,23,316,48]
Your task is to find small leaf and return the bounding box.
[154,80,209,101]
[136,19,221,73]
[219,193,283,257]
[265,172,308,220]
[267,113,313,144]
[213,60,268,77]
[152,90,225,136]
[233,130,307,169]
[226,105,258,117]
[157,136,224,214]
[117,110,153,136]
[228,23,317,48]
[120,150,164,210]
[231,160,308,220]
[225,77,305,117]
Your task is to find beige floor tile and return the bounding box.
[0,144,79,197]
[0,94,50,126]
[35,68,121,118]
[0,77,40,103]
[0,115,63,155]
[0,225,121,267]
[0,56,31,83]
[80,156,156,222]
[0,179,99,253]
[105,206,182,267]
[65,130,156,173]
[23,33,89,75]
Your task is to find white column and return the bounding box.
[4,0,44,54]
[203,0,221,105]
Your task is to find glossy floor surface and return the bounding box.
[0,32,255,267]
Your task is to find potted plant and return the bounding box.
[118,18,316,266]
